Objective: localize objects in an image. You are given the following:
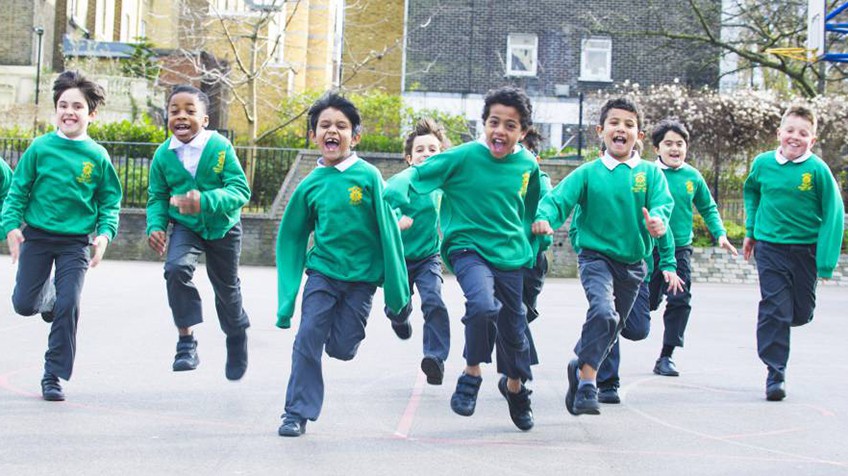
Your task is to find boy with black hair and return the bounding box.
[276,92,409,436]
[533,97,673,416]
[743,105,844,401]
[648,119,736,377]
[147,84,252,381]
[386,86,541,432]
[386,117,452,385]
[2,70,122,401]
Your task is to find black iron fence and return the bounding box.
[0,138,298,214]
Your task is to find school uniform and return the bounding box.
[743,149,844,388]
[385,140,541,383]
[277,154,409,422]
[536,153,673,372]
[384,179,450,362]
[147,130,251,337]
[1,131,122,381]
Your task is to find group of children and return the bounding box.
[2,71,843,437]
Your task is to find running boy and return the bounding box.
[385,118,452,385]
[385,86,541,431]
[276,92,409,437]
[533,97,673,416]
[743,105,844,401]
[648,119,737,377]
[2,70,122,401]
[146,85,251,381]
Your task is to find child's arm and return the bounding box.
[655,228,683,294]
[814,163,845,278]
[0,160,12,214]
[90,157,123,267]
[275,185,314,329]
[533,168,585,235]
[693,173,737,256]
[645,167,674,237]
[373,174,411,314]
[198,143,251,214]
[384,150,458,208]
[1,145,38,263]
[742,162,761,260]
[146,157,171,256]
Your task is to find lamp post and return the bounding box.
[33,26,45,134]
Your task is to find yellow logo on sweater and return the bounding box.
[686,180,694,195]
[798,172,814,191]
[348,186,363,205]
[632,172,647,193]
[213,151,226,174]
[76,161,94,183]
[519,171,530,197]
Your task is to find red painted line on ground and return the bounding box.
[394,371,426,439]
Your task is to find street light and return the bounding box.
[33,26,45,133]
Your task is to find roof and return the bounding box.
[62,35,140,59]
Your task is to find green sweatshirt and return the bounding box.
[1,132,122,239]
[744,150,845,278]
[662,162,726,246]
[387,170,441,260]
[528,171,554,256]
[147,132,251,240]
[384,141,541,271]
[0,159,12,213]
[276,157,410,329]
[537,158,673,265]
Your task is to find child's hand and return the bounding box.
[532,220,554,235]
[6,229,24,264]
[642,208,666,238]
[90,235,109,268]
[742,237,756,261]
[170,190,201,215]
[663,270,684,295]
[398,215,414,231]
[148,231,167,256]
[717,235,738,256]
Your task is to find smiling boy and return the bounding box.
[743,105,844,401]
[385,86,541,432]
[533,97,673,416]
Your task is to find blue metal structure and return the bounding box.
[822,1,848,62]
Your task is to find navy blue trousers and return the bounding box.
[163,222,249,336]
[649,246,693,347]
[597,281,652,389]
[12,227,89,380]
[754,241,817,384]
[450,250,532,382]
[385,254,450,361]
[284,271,376,421]
[575,250,646,371]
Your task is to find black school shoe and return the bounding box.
[390,320,413,340]
[173,336,199,371]
[766,381,786,401]
[653,356,680,377]
[225,331,248,381]
[598,386,621,404]
[566,359,601,415]
[420,356,444,385]
[450,373,482,416]
[498,376,534,431]
[41,373,64,402]
[278,414,307,437]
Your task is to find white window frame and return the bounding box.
[579,37,613,82]
[506,33,538,77]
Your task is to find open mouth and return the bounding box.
[324,137,340,152]
[490,138,507,155]
[612,136,627,145]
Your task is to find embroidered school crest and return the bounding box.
[798,172,814,192]
[213,151,226,174]
[632,172,647,193]
[76,161,95,184]
[348,186,363,205]
[519,171,530,197]
[686,180,694,195]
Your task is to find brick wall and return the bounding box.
[0,0,35,66]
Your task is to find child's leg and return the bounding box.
[11,228,56,317]
[384,262,414,339]
[45,235,90,381]
[754,241,795,385]
[163,224,204,333]
[661,247,693,351]
[493,267,532,384]
[647,250,665,312]
[203,223,250,336]
[324,281,376,361]
[789,245,817,327]
[284,271,340,421]
[449,250,499,371]
[522,252,548,323]
[415,255,450,362]
[598,281,651,390]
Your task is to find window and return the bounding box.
[579,38,612,82]
[506,33,538,77]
